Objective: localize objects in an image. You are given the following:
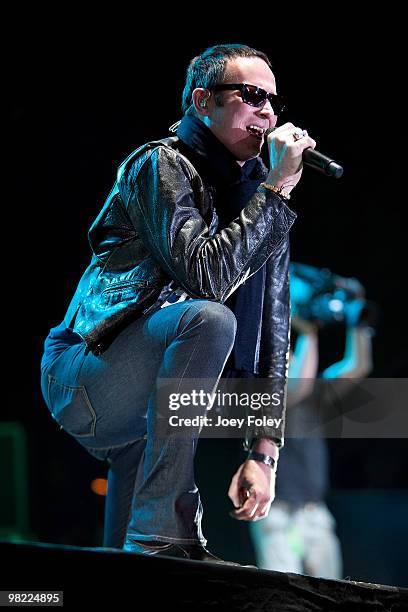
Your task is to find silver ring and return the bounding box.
[293,128,308,141]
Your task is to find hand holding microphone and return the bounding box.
[266,123,343,183]
[265,123,318,195]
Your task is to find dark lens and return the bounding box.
[243,85,285,114]
[243,85,267,107]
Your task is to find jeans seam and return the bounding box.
[86,434,147,454]
[129,303,204,543]
[175,304,204,390]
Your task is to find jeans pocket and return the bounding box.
[47,374,96,438]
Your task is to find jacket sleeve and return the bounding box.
[118,145,296,301]
[244,235,292,449]
[259,235,291,380]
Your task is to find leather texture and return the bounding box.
[63,136,297,445]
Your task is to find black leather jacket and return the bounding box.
[63,136,297,444]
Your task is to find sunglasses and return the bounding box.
[211,83,286,115]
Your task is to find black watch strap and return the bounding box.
[247,450,276,469]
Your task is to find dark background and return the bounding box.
[6,16,407,587]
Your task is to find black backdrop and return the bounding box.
[7,16,407,585]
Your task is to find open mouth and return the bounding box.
[246,125,267,140]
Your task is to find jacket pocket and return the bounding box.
[47,375,96,438]
[101,280,152,307]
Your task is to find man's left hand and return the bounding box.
[228,460,275,521]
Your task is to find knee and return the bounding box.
[190,301,237,345]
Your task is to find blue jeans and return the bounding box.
[40,300,237,549]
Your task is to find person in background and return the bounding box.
[250,264,374,577]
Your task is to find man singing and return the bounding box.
[40,43,316,563]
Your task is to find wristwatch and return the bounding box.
[247,450,276,469]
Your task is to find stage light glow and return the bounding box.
[91,478,108,496]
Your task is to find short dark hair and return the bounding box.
[181,43,272,115]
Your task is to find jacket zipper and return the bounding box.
[102,280,151,293]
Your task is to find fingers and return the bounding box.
[253,501,272,521]
[229,489,259,521]
[268,122,316,150]
[304,136,317,150]
[227,470,242,509]
[229,461,275,521]
[229,488,274,521]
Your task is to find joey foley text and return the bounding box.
[165,388,283,430]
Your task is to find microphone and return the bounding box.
[303,148,343,178]
[265,128,343,178]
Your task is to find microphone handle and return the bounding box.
[265,128,343,178]
[302,147,343,178]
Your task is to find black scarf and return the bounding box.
[176,115,267,374]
